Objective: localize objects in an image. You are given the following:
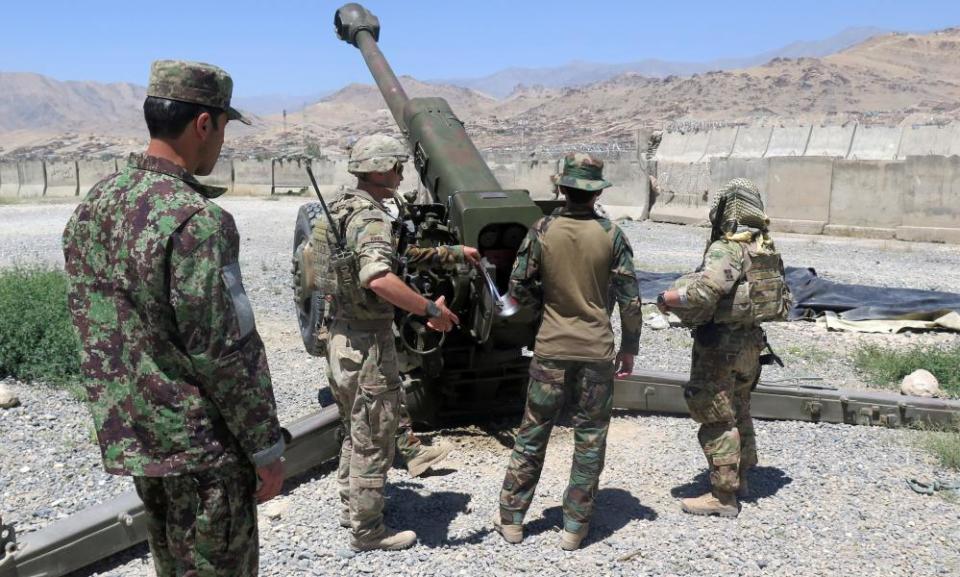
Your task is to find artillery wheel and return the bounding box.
[293,202,326,356]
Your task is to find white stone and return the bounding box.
[262,499,289,520]
[0,384,20,409]
[900,369,942,398]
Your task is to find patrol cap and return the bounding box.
[551,152,612,192]
[348,134,409,174]
[147,60,251,125]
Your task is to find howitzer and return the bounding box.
[291,3,557,424]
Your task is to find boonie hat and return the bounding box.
[551,152,612,192]
[147,60,251,125]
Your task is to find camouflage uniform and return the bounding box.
[322,136,470,543]
[499,154,643,537]
[62,61,281,576]
[668,178,791,506]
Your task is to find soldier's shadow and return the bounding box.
[670,466,792,503]
[524,488,657,548]
[385,481,490,547]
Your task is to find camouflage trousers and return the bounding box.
[500,356,615,533]
[684,325,764,493]
[328,321,402,540]
[133,461,258,577]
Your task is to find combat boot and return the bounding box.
[737,469,750,498]
[350,526,418,551]
[560,523,590,551]
[680,490,740,518]
[339,509,350,529]
[491,511,523,544]
[406,441,453,478]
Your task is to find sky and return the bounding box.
[3,0,960,97]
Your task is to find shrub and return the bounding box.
[922,430,960,472]
[0,267,81,383]
[853,343,960,396]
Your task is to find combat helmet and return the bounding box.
[347,134,409,174]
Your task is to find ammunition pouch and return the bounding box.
[713,242,792,327]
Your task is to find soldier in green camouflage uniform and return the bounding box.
[62,61,284,576]
[658,178,791,518]
[321,134,478,551]
[494,153,643,551]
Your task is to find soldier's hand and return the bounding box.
[615,351,635,378]
[255,458,284,504]
[461,246,481,266]
[427,295,459,332]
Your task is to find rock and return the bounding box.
[644,312,670,331]
[900,369,941,398]
[263,499,290,520]
[0,384,20,409]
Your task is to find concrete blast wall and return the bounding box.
[196,160,233,194]
[601,160,651,220]
[709,158,770,204]
[898,125,955,158]
[78,159,118,193]
[765,157,833,235]
[0,161,19,198]
[730,127,772,158]
[899,155,960,243]
[701,127,739,160]
[654,131,709,163]
[848,126,902,160]
[804,125,855,157]
[650,161,711,224]
[18,161,46,198]
[765,126,811,157]
[486,157,558,200]
[272,158,311,194]
[825,160,904,239]
[45,160,79,197]
[233,159,273,195]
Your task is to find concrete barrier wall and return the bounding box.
[898,155,960,243]
[195,159,233,194]
[486,157,558,200]
[765,157,833,234]
[0,161,19,198]
[701,127,739,160]
[848,126,902,160]
[898,125,955,158]
[272,158,311,194]
[709,158,770,204]
[805,125,855,157]
[825,160,904,238]
[653,131,689,161]
[654,131,709,163]
[18,161,46,198]
[77,159,119,193]
[601,160,650,220]
[730,127,772,158]
[45,160,79,197]
[765,126,811,157]
[233,159,273,195]
[649,161,711,224]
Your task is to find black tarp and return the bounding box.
[637,268,960,322]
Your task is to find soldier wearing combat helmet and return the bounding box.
[318,133,480,551]
[658,178,792,518]
[63,60,283,575]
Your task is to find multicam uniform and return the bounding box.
[499,203,642,535]
[321,187,468,541]
[63,155,284,576]
[669,178,791,500]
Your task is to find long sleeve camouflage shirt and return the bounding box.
[675,239,745,317]
[62,155,284,477]
[509,205,642,362]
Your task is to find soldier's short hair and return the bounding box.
[143,96,224,139]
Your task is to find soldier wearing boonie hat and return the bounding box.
[62,59,283,575]
[494,152,642,551]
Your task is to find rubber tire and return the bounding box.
[293,202,326,356]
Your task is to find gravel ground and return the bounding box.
[1,197,959,576]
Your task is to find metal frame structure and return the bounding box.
[1,372,957,577]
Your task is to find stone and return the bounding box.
[0,384,20,409]
[900,369,942,398]
[263,499,290,520]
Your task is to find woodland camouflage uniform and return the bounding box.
[63,61,281,576]
[667,178,791,516]
[498,153,643,543]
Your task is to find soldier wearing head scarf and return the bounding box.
[63,60,283,576]
[314,133,479,551]
[493,153,642,551]
[657,178,792,517]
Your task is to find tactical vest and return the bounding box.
[713,241,791,326]
[309,194,395,321]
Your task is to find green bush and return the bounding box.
[853,343,960,396]
[0,267,81,383]
[923,430,960,471]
